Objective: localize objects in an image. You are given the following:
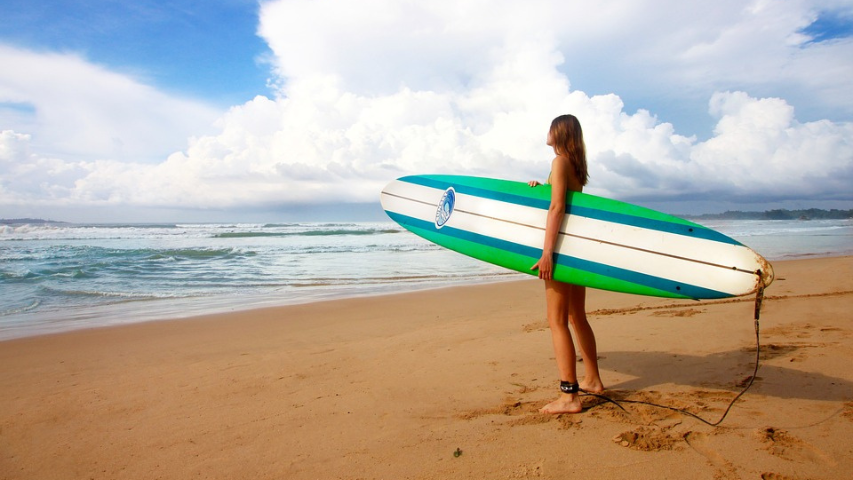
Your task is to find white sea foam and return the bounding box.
[1,219,850,340]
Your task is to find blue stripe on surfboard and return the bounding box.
[402,175,551,208]
[386,210,731,299]
[400,176,740,246]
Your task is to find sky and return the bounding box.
[1,0,852,223]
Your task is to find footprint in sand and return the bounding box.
[522,321,548,333]
[757,427,836,466]
[843,401,853,421]
[612,425,679,451]
[742,342,825,363]
[459,398,577,429]
[763,321,848,342]
[683,431,740,480]
[760,473,797,480]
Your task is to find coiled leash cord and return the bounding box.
[580,271,766,427]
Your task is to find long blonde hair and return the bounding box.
[550,114,588,186]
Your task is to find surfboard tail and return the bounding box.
[757,255,775,291]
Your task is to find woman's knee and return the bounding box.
[568,313,590,329]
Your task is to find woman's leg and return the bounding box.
[567,285,604,393]
[540,280,582,414]
[544,280,576,382]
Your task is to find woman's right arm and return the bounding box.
[531,157,569,280]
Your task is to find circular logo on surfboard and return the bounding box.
[435,187,456,229]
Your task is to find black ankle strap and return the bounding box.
[560,381,579,394]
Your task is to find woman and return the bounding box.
[528,114,604,414]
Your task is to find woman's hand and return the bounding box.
[528,180,542,187]
[531,251,554,280]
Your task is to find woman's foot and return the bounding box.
[580,378,605,394]
[539,393,582,414]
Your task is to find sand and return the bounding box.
[1,256,852,480]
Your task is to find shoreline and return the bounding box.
[0,271,526,342]
[3,252,849,342]
[1,256,852,479]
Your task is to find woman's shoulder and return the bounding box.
[550,154,573,173]
[551,155,583,191]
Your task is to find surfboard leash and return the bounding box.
[579,271,766,427]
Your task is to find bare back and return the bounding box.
[548,155,584,194]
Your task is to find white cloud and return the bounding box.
[590,91,853,202]
[690,92,853,199]
[1,0,851,218]
[0,45,220,162]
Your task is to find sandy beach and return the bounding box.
[1,256,851,480]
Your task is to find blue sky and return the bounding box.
[802,8,853,42]
[1,0,852,222]
[2,0,271,105]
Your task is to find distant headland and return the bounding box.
[0,218,70,225]
[686,208,852,221]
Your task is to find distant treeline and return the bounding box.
[0,218,68,225]
[689,209,853,220]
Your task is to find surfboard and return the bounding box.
[380,175,774,300]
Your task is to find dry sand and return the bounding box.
[1,256,852,480]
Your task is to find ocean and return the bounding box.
[1,218,851,340]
